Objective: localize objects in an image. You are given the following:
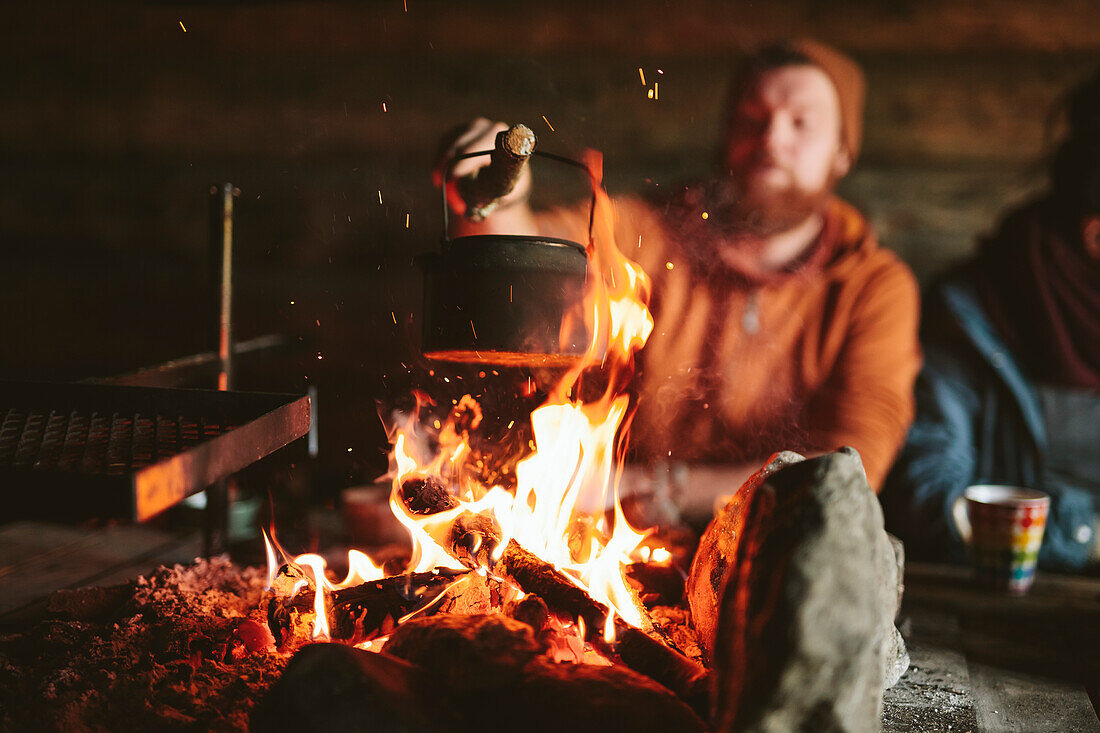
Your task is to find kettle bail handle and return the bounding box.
[441,147,597,249]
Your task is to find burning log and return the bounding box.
[505,593,551,634]
[496,539,710,714]
[328,569,468,641]
[613,623,710,716]
[253,614,706,733]
[625,559,687,608]
[265,566,469,644]
[496,539,609,632]
[398,474,504,568]
[448,512,502,568]
[384,613,542,691]
[250,643,429,733]
[398,475,457,514]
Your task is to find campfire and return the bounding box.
[255,153,712,728]
[0,144,904,733]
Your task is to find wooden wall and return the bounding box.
[2,0,1098,481]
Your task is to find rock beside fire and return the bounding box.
[253,614,707,733]
[883,534,911,689]
[687,450,806,660]
[712,448,904,733]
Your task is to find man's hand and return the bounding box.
[434,118,535,236]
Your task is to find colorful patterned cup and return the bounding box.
[965,485,1049,594]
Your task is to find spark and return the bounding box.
[391,311,397,324]
[470,320,478,339]
[179,20,187,32]
[403,0,407,11]
[382,102,388,112]
[647,89,654,100]
[507,420,515,429]
[541,115,555,132]
[654,82,659,101]
[289,300,295,305]
[405,213,410,228]
[638,67,646,86]
[665,261,674,270]
[701,211,709,220]
[378,190,383,204]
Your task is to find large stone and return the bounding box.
[883,534,910,689]
[712,448,904,733]
[686,451,806,661]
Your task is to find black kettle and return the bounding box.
[419,125,595,367]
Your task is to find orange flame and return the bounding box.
[266,151,658,641]
[381,152,655,628]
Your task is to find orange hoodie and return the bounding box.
[537,195,921,491]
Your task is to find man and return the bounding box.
[883,69,1100,571]
[445,40,920,517]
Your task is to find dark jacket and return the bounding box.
[882,264,1096,571]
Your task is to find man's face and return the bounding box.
[721,65,851,230]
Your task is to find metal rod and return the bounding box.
[205,182,238,556]
[210,183,237,392]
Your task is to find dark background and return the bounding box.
[3,0,1099,493]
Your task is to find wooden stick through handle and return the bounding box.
[457,123,536,222]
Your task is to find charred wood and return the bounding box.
[496,539,607,631]
[613,625,710,717]
[328,569,468,642]
[397,475,457,514]
[255,633,706,733]
[342,613,706,733]
[265,568,469,644]
[519,657,706,733]
[495,539,709,714]
[251,642,430,733]
[505,593,551,634]
[448,512,501,568]
[384,613,542,691]
[625,560,687,608]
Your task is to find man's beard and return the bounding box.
[712,169,835,239]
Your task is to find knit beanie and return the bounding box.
[725,39,866,162]
[791,39,866,162]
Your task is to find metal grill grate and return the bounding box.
[0,409,232,476]
[1,381,310,522]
